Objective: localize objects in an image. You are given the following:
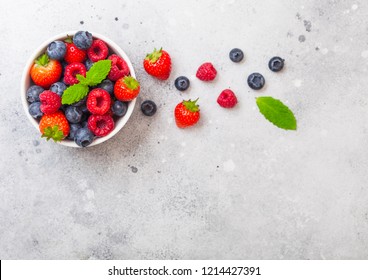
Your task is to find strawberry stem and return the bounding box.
[145,47,163,63]
[35,53,50,67]
[183,98,200,112]
[124,76,139,90]
[41,125,64,142]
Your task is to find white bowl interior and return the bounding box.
[21,31,136,148]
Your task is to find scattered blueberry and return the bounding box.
[50,82,67,96]
[74,127,94,147]
[85,59,94,70]
[98,79,114,96]
[111,100,128,117]
[68,123,82,140]
[268,56,285,72]
[229,48,244,63]
[174,76,190,91]
[26,85,44,103]
[247,73,265,90]
[73,31,93,50]
[65,106,83,123]
[46,41,66,60]
[71,97,86,107]
[141,100,157,116]
[28,102,43,118]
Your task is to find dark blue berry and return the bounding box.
[26,85,44,103]
[65,106,83,123]
[268,57,285,72]
[81,121,88,128]
[46,41,66,60]
[111,100,128,117]
[74,127,94,147]
[174,76,190,91]
[85,59,94,70]
[141,100,157,116]
[50,82,67,97]
[73,31,93,50]
[229,48,244,63]
[71,97,86,107]
[80,104,89,114]
[28,102,43,119]
[98,79,114,96]
[68,123,82,140]
[247,73,265,90]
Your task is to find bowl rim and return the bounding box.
[21,31,136,148]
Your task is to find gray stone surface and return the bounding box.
[0,0,368,259]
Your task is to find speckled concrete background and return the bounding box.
[0,0,368,259]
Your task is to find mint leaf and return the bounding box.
[85,60,112,86]
[256,96,297,130]
[76,74,89,86]
[61,83,89,105]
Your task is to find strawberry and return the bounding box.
[174,99,200,128]
[64,38,86,64]
[30,54,62,88]
[143,48,171,80]
[39,111,70,142]
[114,76,140,101]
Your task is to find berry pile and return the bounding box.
[27,31,140,147]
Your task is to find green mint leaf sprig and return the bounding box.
[61,60,112,105]
[256,96,297,130]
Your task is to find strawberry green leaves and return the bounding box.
[41,125,64,142]
[256,96,297,130]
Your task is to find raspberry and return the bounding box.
[108,54,130,81]
[39,90,62,114]
[196,62,217,81]
[217,89,238,108]
[63,63,86,85]
[86,88,111,115]
[87,114,115,137]
[87,39,109,62]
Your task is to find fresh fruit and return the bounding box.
[111,100,128,117]
[196,62,217,81]
[68,123,82,140]
[39,90,61,114]
[28,102,43,119]
[46,41,66,60]
[87,114,114,137]
[217,89,238,108]
[71,97,86,107]
[73,31,93,50]
[98,79,114,96]
[174,99,200,128]
[114,76,140,101]
[141,100,157,116]
[174,76,190,91]
[229,48,244,63]
[64,40,87,64]
[108,54,130,81]
[39,111,70,141]
[26,85,44,103]
[30,54,62,88]
[86,88,111,115]
[87,39,109,62]
[65,106,83,123]
[268,57,285,72]
[143,48,171,80]
[247,73,265,90]
[50,82,67,96]
[74,127,94,147]
[63,62,87,85]
[85,59,94,70]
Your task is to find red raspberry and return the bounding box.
[87,114,115,137]
[196,62,217,81]
[86,88,111,115]
[63,63,86,85]
[39,90,61,114]
[217,89,238,108]
[87,39,109,62]
[108,54,130,81]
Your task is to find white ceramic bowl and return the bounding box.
[21,31,136,148]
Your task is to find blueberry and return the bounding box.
[80,104,89,114]
[26,85,44,103]
[50,82,67,97]
[85,59,94,70]
[28,102,43,119]
[65,106,83,123]
[112,100,128,117]
[98,79,114,96]
[68,123,82,140]
[61,61,68,77]
[81,121,88,128]
[247,73,265,90]
[73,31,93,50]
[46,41,66,60]
[268,56,285,72]
[229,48,244,63]
[71,97,86,107]
[74,127,94,147]
[141,100,157,116]
[174,76,190,91]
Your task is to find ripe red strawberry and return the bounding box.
[114,76,140,101]
[64,39,86,64]
[39,90,61,114]
[217,89,238,108]
[63,62,86,85]
[143,48,171,80]
[87,39,109,62]
[39,111,70,142]
[87,114,115,137]
[196,62,217,81]
[86,88,111,115]
[108,54,130,81]
[174,99,200,128]
[30,54,62,88]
